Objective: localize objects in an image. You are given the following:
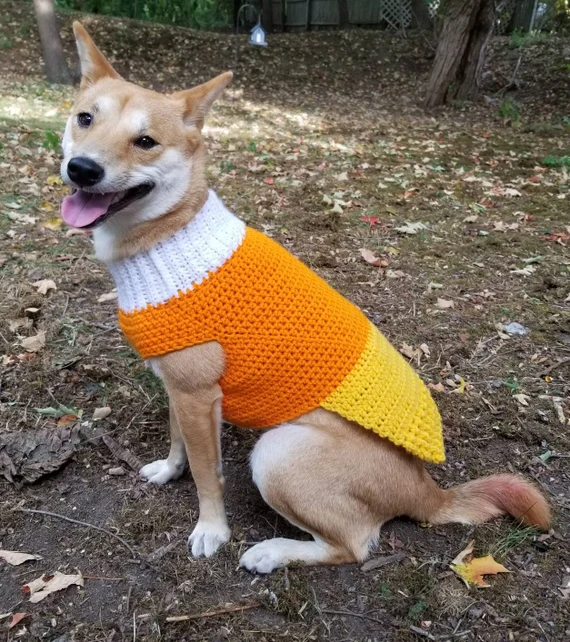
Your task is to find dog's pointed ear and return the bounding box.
[73,21,121,89]
[172,72,233,131]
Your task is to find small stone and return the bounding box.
[108,466,126,476]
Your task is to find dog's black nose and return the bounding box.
[67,156,104,187]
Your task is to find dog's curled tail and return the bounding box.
[429,474,551,530]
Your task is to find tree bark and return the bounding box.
[338,0,350,28]
[424,0,496,108]
[262,0,274,32]
[33,0,73,85]
[410,0,432,29]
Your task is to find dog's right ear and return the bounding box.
[73,21,121,90]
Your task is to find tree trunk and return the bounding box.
[424,0,496,108]
[410,0,432,29]
[262,0,274,32]
[33,0,73,84]
[338,0,350,28]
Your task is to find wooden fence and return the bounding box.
[268,0,538,32]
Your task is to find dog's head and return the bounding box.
[60,22,231,235]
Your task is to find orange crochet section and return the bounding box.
[119,228,370,428]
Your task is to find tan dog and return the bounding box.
[60,23,550,574]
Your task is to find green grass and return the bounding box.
[542,155,570,168]
[489,526,540,560]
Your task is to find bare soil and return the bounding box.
[0,3,569,640]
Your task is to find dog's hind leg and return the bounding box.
[240,420,382,574]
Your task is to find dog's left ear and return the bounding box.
[73,21,121,89]
[172,72,233,131]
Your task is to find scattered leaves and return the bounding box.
[359,248,388,267]
[32,279,56,295]
[23,571,84,603]
[451,541,510,588]
[20,330,46,353]
[0,551,42,566]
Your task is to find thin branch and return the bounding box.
[321,609,385,625]
[165,603,259,622]
[17,508,137,558]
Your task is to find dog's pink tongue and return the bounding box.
[61,190,114,228]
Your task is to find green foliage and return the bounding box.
[542,155,570,167]
[495,97,520,123]
[55,0,231,29]
[0,36,14,49]
[43,129,60,150]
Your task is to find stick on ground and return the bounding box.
[18,508,137,558]
[165,603,259,622]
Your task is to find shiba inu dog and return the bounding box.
[60,22,550,574]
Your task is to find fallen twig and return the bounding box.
[410,625,437,640]
[321,609,385,625]
[102,434,143,472]
[543,357,570,375]
[18,508,136,558]
[146,538,183,563]
[165,603,259,622]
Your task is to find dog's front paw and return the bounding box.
[188,520,230,558]
[140,459,184,485]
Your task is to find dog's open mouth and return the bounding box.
[61,183,154,229]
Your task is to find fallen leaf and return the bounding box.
[23,571,84,603]
[335,171,349,181]
[0,551,42,566]
[20,331,46,353]
[452,377,467,394]
[97,291,118,303]
[428,382,446,393]
[42,218,63,231]
[360,215,379,226]
[359,248,387,267]
[450,540,510,587]
[93,406,112,421]
[436,298,455,309]
[9,613,27,629]
[453,556,510,588]
[513,393,531,406]
[32,279,56,296]
[510,265,536,276]
[396,222,427,235]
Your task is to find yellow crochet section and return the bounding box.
[321,321,445,463]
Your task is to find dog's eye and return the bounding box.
[134,136,158,150]
[77,112,92,128]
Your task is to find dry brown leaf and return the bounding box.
[23,571,84,603]
[0,550,42,566]
[97,291,118,303]
[428,382,446,393]
[20,331,46,353]
[9,613,27,629]
[360,248,388,267]
[436,298,455,309]
[32,279,56,295]
[93,406,112,421]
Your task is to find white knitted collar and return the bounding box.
[107,190,246,313]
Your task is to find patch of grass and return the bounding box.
[495,97,521,123]
[541,155,570,168]
[42,129,60,151]
[0,35,14,49]
[509,29,550,49]
[489,526,540,560]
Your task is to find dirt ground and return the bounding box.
[1,3,569,640]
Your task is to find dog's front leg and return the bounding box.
[140,405,187,484]
[171,383,230,558]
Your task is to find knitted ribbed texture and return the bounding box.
[109,191,445,463]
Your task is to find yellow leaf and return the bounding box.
[40,200,55,213]
[452,377,466,394]
[43,218,63,231]
[47,175,63,186]
[452,555,510,588]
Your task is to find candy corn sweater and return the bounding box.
[108,191,445,463]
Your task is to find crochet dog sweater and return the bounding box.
[108,191,445,463]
